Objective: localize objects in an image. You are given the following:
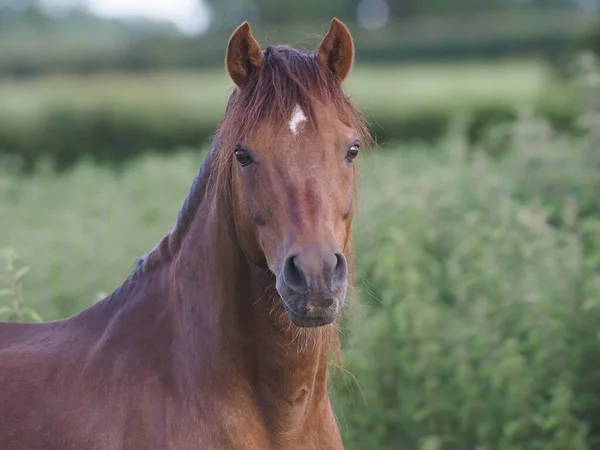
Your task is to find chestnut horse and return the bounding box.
[0,18,369,450]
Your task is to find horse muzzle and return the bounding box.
[275,245,348,327]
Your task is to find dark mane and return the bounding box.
[136,44,370,272]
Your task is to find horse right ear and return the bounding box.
[316,18,354,83]
[226,22,264,88]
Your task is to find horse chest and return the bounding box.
[171,388,341,450]
[221,389,342,449]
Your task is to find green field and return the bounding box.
[0,59,550,119]
[1,58,580,171]
[2,113,600,447]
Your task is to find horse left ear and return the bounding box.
[317,18,354,83]
[226,22,264,88]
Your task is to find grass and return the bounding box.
[1,58,574,171]
[0,59,552,123]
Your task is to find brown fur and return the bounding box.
[0,18,370,449]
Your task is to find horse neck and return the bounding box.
[170,170,337,425]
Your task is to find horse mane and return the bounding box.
[136,44,371,276]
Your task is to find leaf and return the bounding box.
[0,288,13,298]
[420,436,442,450]
[14,267,29,281]
[23,307,43,323]
[0,306,12,317]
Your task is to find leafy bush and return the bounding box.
[0,249,42,322]
[332,118,600,449]
[573,19,600,65]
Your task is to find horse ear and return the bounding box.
[317,18,354,83]
[226,22,264,88]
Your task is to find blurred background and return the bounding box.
[3,1,600,448]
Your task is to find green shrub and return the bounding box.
[332,122,600,449]
[573,19,600,64]
[0,249,42,322]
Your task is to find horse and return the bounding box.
[0,18,370,449]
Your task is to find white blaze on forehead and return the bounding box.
[288,104,307,135]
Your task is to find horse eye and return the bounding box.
[235,148,253,167]
[346,144,360,162]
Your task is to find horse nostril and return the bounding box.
[333,252,347,287]
[283,255,307,294]
[306,296,334,311]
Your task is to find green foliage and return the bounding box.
[0,7,593,76]
[0,151,206,317]
[334,128,600,449]
[0,60,587,171]
[0,249,42,322]
[575,19,600,63]
[207,0,353,28]
[2,115,600,447]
